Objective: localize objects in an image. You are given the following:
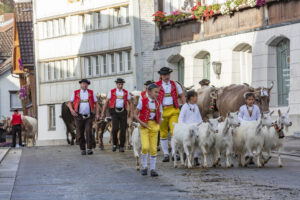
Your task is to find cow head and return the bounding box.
[3,117,12,134]
[226,112,240,127]
[254,82,274,112]
[208,117,220,134]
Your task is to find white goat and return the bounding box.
[213,112,240,168]
[233,112,274,167]
[172,123,200,168]
[197,118,220,168]
[262,109,292,167]
[131,122,141,170]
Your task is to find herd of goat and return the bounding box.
[132,109,292,170]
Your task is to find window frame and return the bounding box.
[9,91,23,111]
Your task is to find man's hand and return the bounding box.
[140,121,148,129]
[96,114,100,120]
[70,109,78,117]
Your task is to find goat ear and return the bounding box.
[189,129,195,137]
[197,122,202,127]
[278,109,282,116]
[270,110,274,116]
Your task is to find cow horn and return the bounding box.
[185,85,194,91]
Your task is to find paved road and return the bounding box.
[5,146,300,200]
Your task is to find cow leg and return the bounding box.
[66,130,71,144]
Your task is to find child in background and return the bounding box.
[135,83,162,177]
[178,90,202,166]
[238,93,261,122]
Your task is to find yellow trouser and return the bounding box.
[160,106,180,139]
[140,121,160,156]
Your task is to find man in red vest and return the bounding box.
[156,67,186,162]
[68,79,99,155]
[101,78,133,152]
[11,109,22,147]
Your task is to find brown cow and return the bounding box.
[216,83,273,117]
[197,82,273,120]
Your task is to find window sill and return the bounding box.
[48,128,56,131]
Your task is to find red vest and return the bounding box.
[109,88,128,109]
[141,90,147,99]
[73,89,95,113]
[156,80,179,109]
[139,96,161,124]
[11,113,22,125]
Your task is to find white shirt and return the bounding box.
[178,103,203,124]
[70,89,97,115]
[137,97,163,120]
[162,81,183,106]
[107,88,131,108]
[238,104,261,122]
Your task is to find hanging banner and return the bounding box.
[13,14,24,74]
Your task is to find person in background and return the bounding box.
[178,90,203,166]
[101,78,134,152]
[238,92,261,122]
[11,109,22,148]
[68,79,100,155]
[156,67,186,162]
[199,79,210,88]
[135,83,162,176]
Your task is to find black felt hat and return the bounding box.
[79,79,90,85]
[158,67,173,75]
[115,78,125,83]
[199,79,210,86]
[144,80,154,86]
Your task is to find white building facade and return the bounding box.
[149,0,300,135]
[33,0,142,145]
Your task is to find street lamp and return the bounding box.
[212,61,222,79]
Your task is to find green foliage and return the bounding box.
[0,0,14,15]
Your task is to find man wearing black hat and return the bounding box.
[101,78,133,152]
[156,67,186,162]
[141,80,154,99]
[199,79,210,88]
[68,79,100,155]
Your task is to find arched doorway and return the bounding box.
[167,54,185,85]
[277,38,290,106]
[232,43,252,84]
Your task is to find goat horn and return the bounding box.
[269,81,274,90]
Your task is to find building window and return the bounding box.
[111,54,115,73]
[52,62,57,80]
[125,6,129,24]
[48,105,56,130]
[84,57,92,77]
[47,63,51,81]
[127,51,131,71]
[119,52,123,72]
[9,91,22,111]
[103,55,107,75]
[178,59,184,85]
[53,19,59,37]
[59,18,65,36]
[47,21,53,38]
[78,15,84,32]
[203,54,210,80]
[43,22,48,38]
[98,11,101,28]
[95,56,100,75]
